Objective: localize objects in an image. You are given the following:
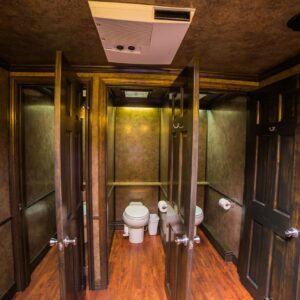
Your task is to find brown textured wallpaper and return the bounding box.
[204,96,247,257]
[197,110,208,209]
[115,107,159,182]
[0,222,15,297]
[205,188,243,257]
[198,110,207,182]
[0,67,14,297]
[25,193,56,262]
[114,107,160,218]
[22,90,55,205]
[115,186,159,221]
[207,97,246,203]
[160,107,171,198]
[22,88,56,263]
[107,97,115,250]
[0,68,10,223]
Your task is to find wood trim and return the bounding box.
[201,223,237,263]
[9,64,258,81]
[207,185,243,207]
[111,181,161,186]
[2,283,17,300]
[10,71,259,92]
[0,216,12,227]
[9,76,54,291]
[25,189,55,209]
[107,186,114,199]
[259,55,300,80]
[260,64,300,88]
[97,79,109,288]
[29,242,51,272]
[160,185,168,199]
[197,181,209,185]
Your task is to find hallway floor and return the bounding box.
[14,229,252,300]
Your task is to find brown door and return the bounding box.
[238,76,300,300]
[53,51,86,300]
[165,58,200,300]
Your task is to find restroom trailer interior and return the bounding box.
[104,83,250,288]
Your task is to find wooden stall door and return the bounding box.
[238,76,300,300]
[53,51,86,300]
[165,58,200,300]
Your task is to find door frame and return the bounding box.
[9,76,55,290]
[9,75,94,292]
[95,75,251,290]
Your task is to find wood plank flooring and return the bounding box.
[13,229,252,300]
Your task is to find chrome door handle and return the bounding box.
[175,234,189,246]
[194,235,201,244]
[285,228,300,239]
[175,235,201,247]
[49,238,58,247]
[49,238,63,251]
[63,236,77,247]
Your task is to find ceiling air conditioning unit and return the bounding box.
[88,1,195,65]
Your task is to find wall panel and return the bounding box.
[21,88,56,267]
[115,107,160,218]
[0,221,15,298]
[0,67,15,298]
[204,96,247,258]
[0,68,10,223]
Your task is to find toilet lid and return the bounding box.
[124,205,149,219]
[195,206,203,216]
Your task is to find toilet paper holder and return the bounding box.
[218,198,234,211]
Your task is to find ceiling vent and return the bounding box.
[88,1,195,65]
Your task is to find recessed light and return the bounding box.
[125,91,149,98]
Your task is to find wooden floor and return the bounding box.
[14,229,252,300]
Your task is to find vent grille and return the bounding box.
[95,18,153,47]
[154,9,190,21]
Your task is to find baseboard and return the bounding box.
[2,283,17,300]
[29,243,51,273]
[112,220,124,230]
[200,223,237,263]
[92,281,108,290]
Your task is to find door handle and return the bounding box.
[49,236,77,250]
[285,227,300,239]
[194,235,201,244]
[49,238,63,251]
[63,236,77,247]
[175,234,189,246]
[175,235,201,246]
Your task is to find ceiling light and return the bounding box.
[125,91,149,98]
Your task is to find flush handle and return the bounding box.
[285,227,300,239]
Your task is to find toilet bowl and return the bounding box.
[123,202,149,244]
[194,206,204,236]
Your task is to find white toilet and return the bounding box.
[123,202,149,244]
[194,206,204,236]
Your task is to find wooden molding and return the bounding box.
[2,283,17,300]
[200,223,237,263]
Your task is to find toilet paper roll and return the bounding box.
[218,198,232,211]
[158,200,168,213]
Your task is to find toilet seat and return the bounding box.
[123,202,150,243]
[124,205,149,220]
